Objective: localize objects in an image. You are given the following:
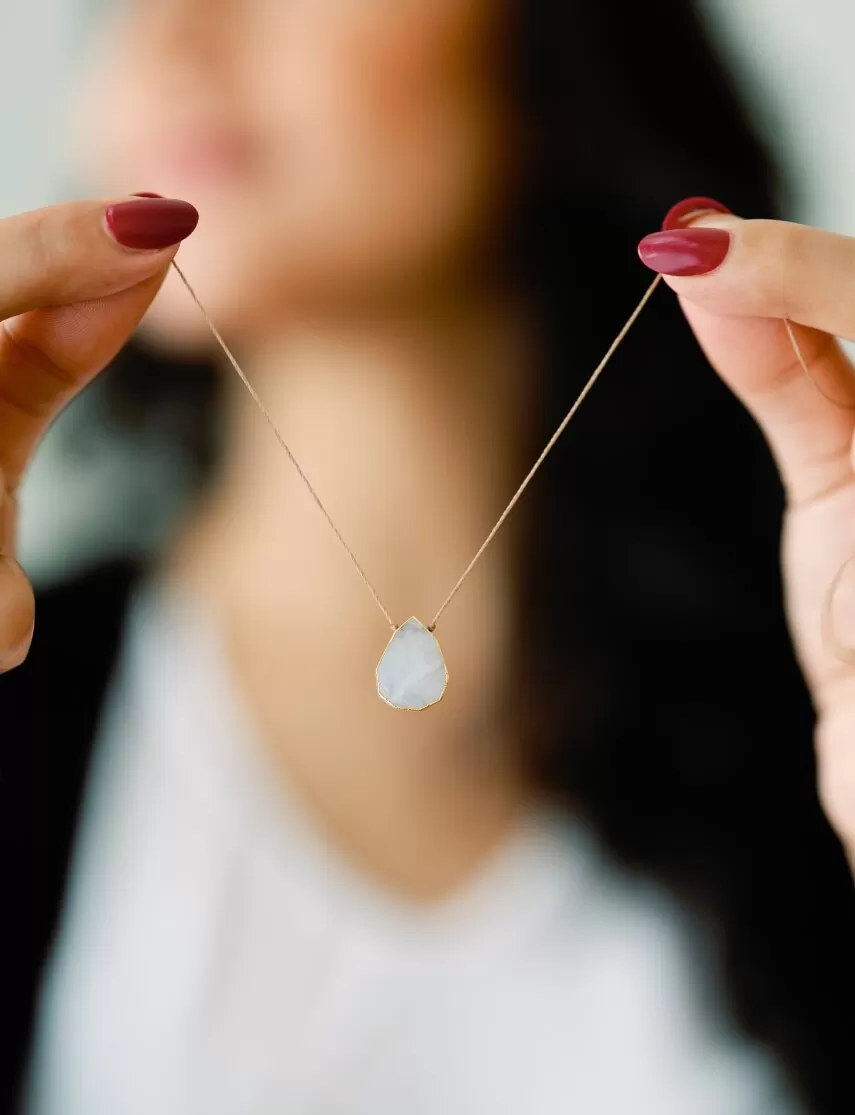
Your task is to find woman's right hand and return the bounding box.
[0,196,198,671]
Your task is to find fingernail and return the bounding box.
[637,228,732,277]
[105,198,199,250]
[661,196,731,231]
[132,191,164,199]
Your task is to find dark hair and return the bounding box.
[96,2,855,1108]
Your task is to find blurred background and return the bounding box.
[8,0,855,223]
[3,0,855,583]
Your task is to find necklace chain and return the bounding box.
[171,261,398,630]
[171,260,661,632]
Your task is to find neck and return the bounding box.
[176,288,538,899]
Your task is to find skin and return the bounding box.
[74,0,511,337]
[2,2,854,894]
[665,213,855,871]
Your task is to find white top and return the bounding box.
[26,587,800,1115]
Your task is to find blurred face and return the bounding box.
[77,0,511,342]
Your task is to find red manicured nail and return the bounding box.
[105,198,199,250]
[661,196,731,231]
[637,228,731,277]
[132,191,164,199]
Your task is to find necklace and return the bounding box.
[171,261,661,710]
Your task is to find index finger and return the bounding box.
[0,197,198,318]
[0,197,198,487]
[638,214,855,509]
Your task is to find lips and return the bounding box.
[143,130,257,187]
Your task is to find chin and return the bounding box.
[138,238,275,353]
[137,297,218,357]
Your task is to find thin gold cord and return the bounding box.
[821,555,855,666]
[171,261,398,631]
[172,260,660,631]
[783,317,855,410]
[783,316,855,662]
[427,274,662,629]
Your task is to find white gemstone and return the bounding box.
[376,618,448,710]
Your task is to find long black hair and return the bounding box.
[78,1,855,1109]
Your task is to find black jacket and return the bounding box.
[1,563,137,1114]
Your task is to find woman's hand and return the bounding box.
[639,200,855,870]
[0,196,198,671]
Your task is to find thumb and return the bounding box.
[0,196,199,488]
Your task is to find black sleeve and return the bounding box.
[0,561,138,1114]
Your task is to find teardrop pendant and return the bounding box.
[376,618,448,710]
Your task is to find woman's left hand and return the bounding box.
[638,203,855,873]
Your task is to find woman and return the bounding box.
[2,0,854,1111]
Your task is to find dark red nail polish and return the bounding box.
[105,198,199,250]
[132,191,164,199]
[661,196,732,231]
[637,228,731,277]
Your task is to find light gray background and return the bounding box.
[0,0,81,216]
